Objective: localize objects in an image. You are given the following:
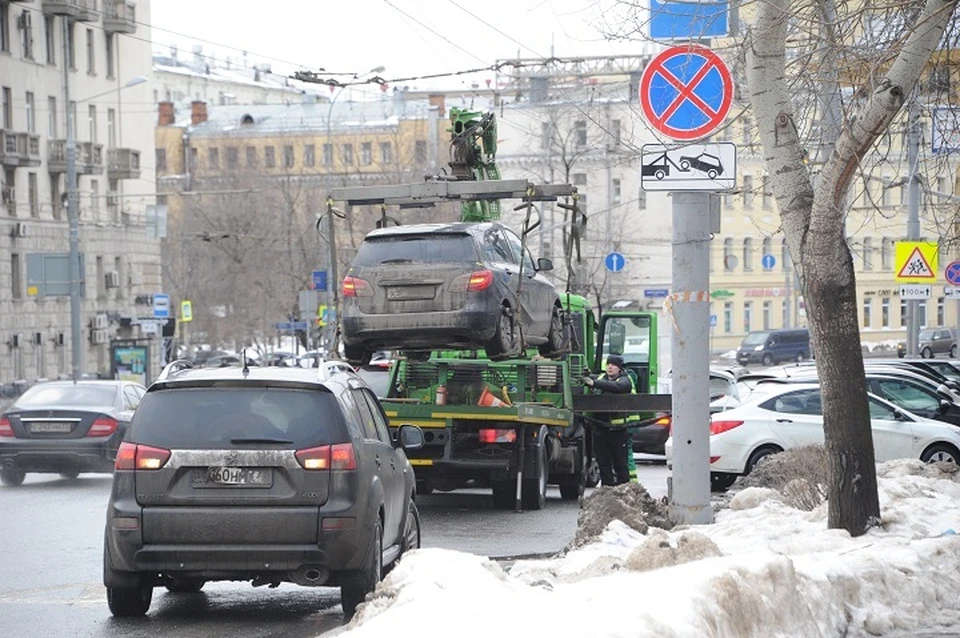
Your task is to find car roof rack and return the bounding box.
[156,359,195,382]
[317,360,355,382]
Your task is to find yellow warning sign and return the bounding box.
[895,241,938,282]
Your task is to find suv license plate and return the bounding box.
[192,467,273,488]
[30,422,74,433]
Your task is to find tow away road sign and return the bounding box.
[895,241,938,282]
[641,143,736,191]
[640,45,733,141]
[900,284,932,300]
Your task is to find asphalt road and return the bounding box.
[0,462,670,637]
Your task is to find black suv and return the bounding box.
[103,360,424,619]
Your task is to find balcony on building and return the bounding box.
[107,147,140,179]
[47,140,104,174]
[41,0,99,21]
[1,130,41,167]
[102,1,136,34]
[157,174,187,193]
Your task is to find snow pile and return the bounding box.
[337,460,960,637]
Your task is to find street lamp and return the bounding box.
[61,25,147,382]
[321,66,384,357]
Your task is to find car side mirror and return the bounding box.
[396,423,424,450]
[940,399,952,415]
[537,257,553,272]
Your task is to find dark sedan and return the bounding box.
[341,222,564,363]
[0,380,145,486]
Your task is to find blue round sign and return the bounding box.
[945,260,960,286]
[605,252,626,273]
[761,253,776,270]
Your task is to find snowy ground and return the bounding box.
[334,460,960,637]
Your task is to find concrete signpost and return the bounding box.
[640,44,735,525]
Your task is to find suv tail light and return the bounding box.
[115,442,171,470]
[450,270,494,292]
[709,420,744,435]
[296,443,357,471]
[86,416,118,437]
[0,417,13,437]
[342,276,374,297]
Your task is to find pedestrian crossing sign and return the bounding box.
[895,241,938,282]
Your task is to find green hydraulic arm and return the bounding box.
[448,107,501,222]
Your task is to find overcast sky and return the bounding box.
[149,1,652,92]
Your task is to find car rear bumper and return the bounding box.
[343,308,498,349]
[0,437,118,472]
[631,425,670,456]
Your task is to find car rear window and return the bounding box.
[14,384,116,408]
[353,234,476,265]
[128,387,347,449]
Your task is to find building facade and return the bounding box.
[0,0,161,386]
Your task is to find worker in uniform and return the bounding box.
[583,354,633,486]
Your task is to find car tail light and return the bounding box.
[296,444,356,470]
[653,416,671,431]
[479,428,517,444]
[86,416,118,437]
[709,420,744,435]
[342,276,373,297]
[0,417,13,437]
[710,456,721,463]
[450,270,494,292]
[114,442,170,470]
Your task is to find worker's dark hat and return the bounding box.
[606,354,625,368]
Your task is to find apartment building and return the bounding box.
[0,0,161,385]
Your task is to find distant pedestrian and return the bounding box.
[583,354,633,486]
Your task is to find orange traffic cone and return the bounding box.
[477,387,510,408]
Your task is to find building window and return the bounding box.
[743,174,754,207]
[105,33,114,78]
[44,15,55,65]
[322,143,333,167]
[342,143,353,166]
[154,148,166,172]
[208,148,220,170]
[67,22,75,69]
[11,253,22,300]
[20,9,34,60]
[264,146,275,168]
[763,301,771,330]
[881,297,890,328]
[900,300,908,328]
[723,237,734,271]
[48,96,57,137]
[304,144,315,167]
[742,115,752,147]
[379,142,392,164]
[89,178,99,219]
[0,5,9,54]
[781,238,791,272]
[114,256,124,299]
[361,142,372,165]
[919,301,927,328]
[743,238,753,271]
[2,87,11,128]
[85,28,94,74]
[415,140,427,163]
[28,173,37,217]
[863,297,872,327]
[246,146,257,168]
[762,175,772,209]
[938,297,945,326]
[612,178,621,203]
[881,175,892,208]
[724,301,733,333]
[861,237,873,270]
[638,189,647,211]
[107,179,118,223]
[540,121,554,150]
[25,92,34,133]
[226,146,239,170]
[574,120,586,147]
[880,237,894,270]
[611,119,621,146]
[188,147,198,170]
[87,105,96,142]
[744,302,752,333]
[761,237,772,270]
[50,174,61,219]
[282,145,294,168]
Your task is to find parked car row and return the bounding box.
[668,357,960,491]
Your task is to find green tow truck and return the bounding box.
[329,109,671,509]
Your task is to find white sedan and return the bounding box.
[666,382,960,491]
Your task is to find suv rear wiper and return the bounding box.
[230,437,294,445]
